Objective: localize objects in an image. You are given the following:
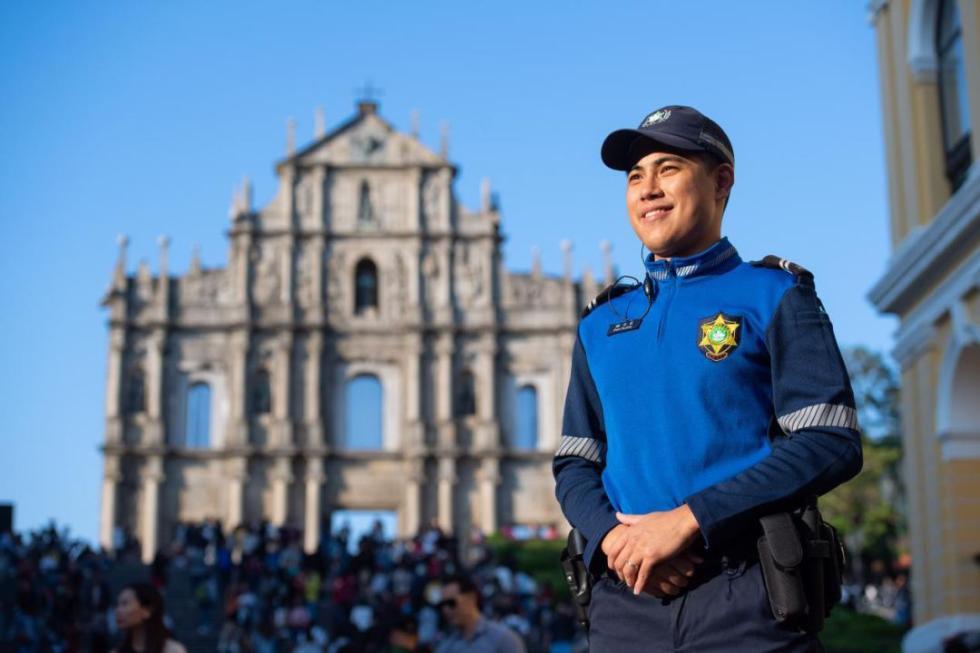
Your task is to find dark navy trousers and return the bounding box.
[587,559,823,653]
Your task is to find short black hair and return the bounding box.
[443,573,481,610]
[391,614,418,635]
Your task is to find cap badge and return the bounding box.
[698,313,741,361]
[640,109,671,128]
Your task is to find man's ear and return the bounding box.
[715,163,735,201]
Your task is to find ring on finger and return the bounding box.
[626,560,639,569]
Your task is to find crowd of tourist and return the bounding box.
[0,520,583,652]
[0,518,928,653]
[0,523,117,652]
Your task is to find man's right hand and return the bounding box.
[601,525,701,597]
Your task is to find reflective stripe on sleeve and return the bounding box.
[777,403,859,433]
[554,435,606,464]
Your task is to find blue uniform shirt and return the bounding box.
[553,238,863,570]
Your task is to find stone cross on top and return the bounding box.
[355,81,383,115]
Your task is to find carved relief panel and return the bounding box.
[453,241,488,309]
[421,170,450,231]
[250,239,282,307]
[295,241,318,308]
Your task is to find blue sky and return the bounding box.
[0,2,896,543]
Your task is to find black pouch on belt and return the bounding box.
[756,512,807,624]
[559,528,591,630]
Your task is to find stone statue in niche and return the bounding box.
[295,245,315,307]
[421,251,440,307]
[296,180,312,216]
[325,251,346,308]
[454,243,485,307]
[357,180,376,229]
[389,252,411,317]
[422,173,443,227]
[251,244,280,306]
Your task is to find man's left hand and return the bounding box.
[611,504,702,595]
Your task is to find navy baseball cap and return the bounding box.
[601,105,734,171]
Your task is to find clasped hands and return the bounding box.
[600,504,703,598]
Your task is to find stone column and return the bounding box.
[99,455,121,551]
[305,332,323,447]
[310,234,325,311]
[435,333,454,426]
[105,328,126,444]
[270,457,292,526]
[403,335,424,450]
[225,458,247,530]
[303,458,325,553]
[232,225,253,306]
[280,165,297,306]
[311,165,326,228]
[140,457,164,563]
[145,329,166,445]
[475,334,499,450]
[401,458,425,538]
[476,335,496,421]
[437,457,456,533]
[438,244,452,311]
[273,334,293,448]
[477,458,500,535]
[226,330,250,447]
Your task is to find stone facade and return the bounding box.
[99,100,609,562]
[868,1,980,650]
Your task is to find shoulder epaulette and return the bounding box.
[581,281,641,318]
[750,255,813,281]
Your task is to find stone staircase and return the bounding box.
[162,565,220,653]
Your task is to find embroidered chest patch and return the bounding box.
[698,313,741,361]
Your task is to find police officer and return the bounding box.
[552,105,863,652]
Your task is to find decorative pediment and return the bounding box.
[283,109,446,169]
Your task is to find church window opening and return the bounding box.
[126,367,146,415]
[514,384,539,450]
[344,374,383,449]
[936,0,972,190]
[357,180,376,228]
[354,258,379,313]
[457,369,477,417]
[185,382,211,448]
[251,368,272,415]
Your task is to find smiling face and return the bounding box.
[625,146,733,259]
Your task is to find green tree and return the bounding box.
[820,346,905,581]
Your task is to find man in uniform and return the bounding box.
[552,105,863,651]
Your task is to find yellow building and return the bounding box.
[868,0,980,650]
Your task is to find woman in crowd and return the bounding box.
[113,582,187,653]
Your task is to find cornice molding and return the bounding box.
[869,166,980,315]
[890,250,980,368]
